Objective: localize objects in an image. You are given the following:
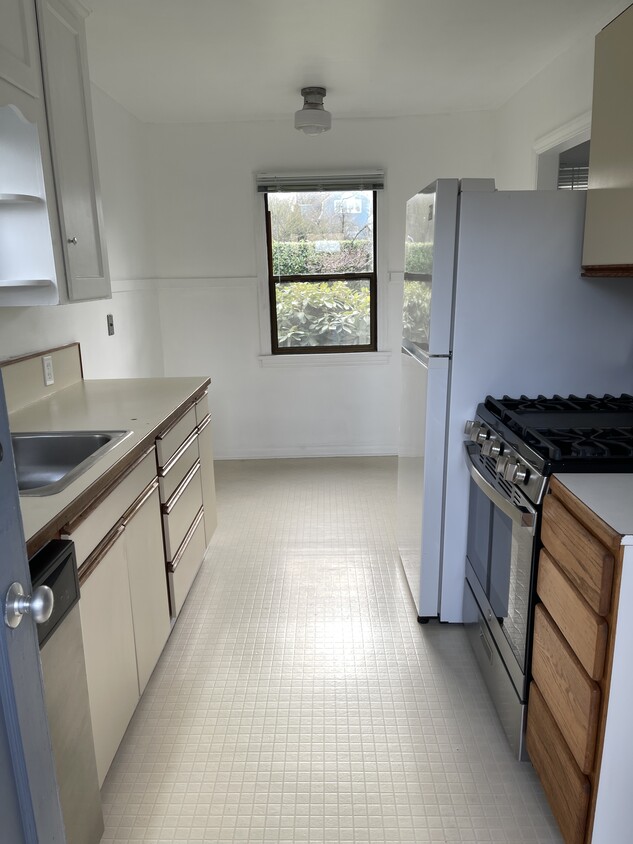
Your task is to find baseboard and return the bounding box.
[214,444,397,460]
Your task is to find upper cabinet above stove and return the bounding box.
[582,5,633,277]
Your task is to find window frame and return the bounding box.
[265,191,378,355]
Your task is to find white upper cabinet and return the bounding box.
[583,5,633,275]
[0,0,41,98]
[0,0,65,306]
[36,0,111,300]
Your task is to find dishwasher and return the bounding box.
[30,539,104,844]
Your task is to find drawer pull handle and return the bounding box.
[162,460,201,515]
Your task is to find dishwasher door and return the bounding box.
[31,540,104,844]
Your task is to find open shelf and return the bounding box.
[0,192,44,203]
[0,278,54,289]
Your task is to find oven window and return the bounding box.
[466,478,492,590]
[466,477,534,673]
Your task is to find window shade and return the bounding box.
[557,165,589,191]
[256,170,385,193]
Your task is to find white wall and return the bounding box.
[146,113,496,457]
[494,35,596,189]
[0,87,163,381]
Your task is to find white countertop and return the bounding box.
[11,377,208,548]
[554,473,633,544]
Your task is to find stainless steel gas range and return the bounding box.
[462,394,633,759]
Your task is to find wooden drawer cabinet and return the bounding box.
[537,550,608,681]
[532,605,600,773]
[541,494,614,615]
[528,478,624,844]
[526,683,590,844]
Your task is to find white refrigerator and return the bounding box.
[397,179,633,622]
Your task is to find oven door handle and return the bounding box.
[464,443,537,534]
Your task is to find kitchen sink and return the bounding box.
[12,430,131,496]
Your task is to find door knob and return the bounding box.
[4,582,54,629]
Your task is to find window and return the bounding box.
[262,181,379,354]
[557,140,590,190]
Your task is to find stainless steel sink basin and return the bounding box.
[12,430,131,496]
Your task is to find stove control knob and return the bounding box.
[489,440,503,458]
[481,436,498,456]
[468,423,485,443]
[504,461,529,484]
[496,455,510,475]
[475,429,488,445]
[503,460,518,482]
[464,420,475,436]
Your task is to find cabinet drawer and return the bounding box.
[168,508,206,617]
[526,682,590,844]
[162,461,203,561]
[65,448,156,566]
[537,550,608,681]
[195,391,209,426]
[156,405,196,467]
[532,604,601,773]
[541,494,614,616]
[158,430,199,502]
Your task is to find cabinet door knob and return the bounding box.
[67,236,78,245]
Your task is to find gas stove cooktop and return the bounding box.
[484,393,633,466]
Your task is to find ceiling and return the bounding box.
[85,0,630,125]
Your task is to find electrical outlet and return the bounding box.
[42,355,54,386]
[107,313,115,336]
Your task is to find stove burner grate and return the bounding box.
[528,427,633,460]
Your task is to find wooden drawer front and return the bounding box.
[162,462,203,561]
[538,550,608,681]
[526,683,590,844]
[168,509,206,617]
[156,404,197,467]
[67,449,156,566]
[195,391,210,426]
[158,430,199,502]
[532,605,601,773]
[541,494,614,616]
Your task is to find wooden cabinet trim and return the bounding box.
[122,478,159,526]
[156,401,196,444]
[532,604,601,774]
[162,460,201,515]
[168,507,204,573]
[197,413,211,434]
[542,494,614,615]
[159,429,198,478]
[537,550,609,681]
[581,265,633,278]
[63,444,156,534]
[78,523,124,585]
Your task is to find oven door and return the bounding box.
[463,442,537,698]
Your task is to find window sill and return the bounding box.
[258,351,392,368]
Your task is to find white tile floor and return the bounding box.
[101,457,561,843]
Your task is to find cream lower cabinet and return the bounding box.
[71,452,171,786]
[124,484,171,695]
[79,528,139,787]
[195,391,218,545]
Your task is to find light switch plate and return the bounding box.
[42,355,54,386]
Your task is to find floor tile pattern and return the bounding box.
[101,457,561,843]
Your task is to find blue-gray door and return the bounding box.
[0,372,66,843]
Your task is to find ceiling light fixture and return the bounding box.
[294,87,331,135]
